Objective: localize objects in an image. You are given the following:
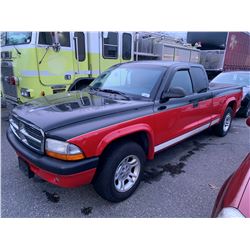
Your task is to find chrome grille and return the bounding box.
[9,114,44,154]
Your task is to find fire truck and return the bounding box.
[1,32,133,104]
[1,31,200,105]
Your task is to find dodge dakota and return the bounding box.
[7,61,243,202]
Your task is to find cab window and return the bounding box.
[2,32,32,46]
[58,32,70,47]
[122,33,132,60]
[74,32,85,61]
[38,32,53,45]
[169,70,193,95]
[102,32,118,59]
[38,32,70,47]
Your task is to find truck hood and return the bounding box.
[12,91,152,132]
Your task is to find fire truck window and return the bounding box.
[103,32,118,59]
[58,32,70,47]
[74,32,85,61]
[122,33,132,60]
[38,32,53,45]
[170,70,193,95]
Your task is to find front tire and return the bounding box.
[213,107,233,137]
[93,141,146,202]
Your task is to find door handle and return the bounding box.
[158,105,167,111]
[192,101,199,108]
[189,99,199,108]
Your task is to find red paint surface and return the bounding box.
[212,153,250,217]
[246,117,250,127]
[69,93,241,160]
[17,153,96,188]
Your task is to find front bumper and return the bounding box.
[7,128,98,187]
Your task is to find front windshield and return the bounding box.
[90,64,166,99]
[1,32,32,46]
[211,72,250,86]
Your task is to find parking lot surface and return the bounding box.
[1,107,249,217]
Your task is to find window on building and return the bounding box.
[102,32,118,59]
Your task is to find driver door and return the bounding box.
[154,69,200,150]
[36,32,75,86]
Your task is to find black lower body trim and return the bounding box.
[7,128,99,175]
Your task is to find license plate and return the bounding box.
[18,157,34,178]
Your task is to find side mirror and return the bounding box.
[246,117,250,127]
[52,42,61,52]
[50,32,61,52]
[161,86,186,102]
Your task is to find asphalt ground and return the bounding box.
[1,107,250,218]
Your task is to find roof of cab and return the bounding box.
[123,60,202,68]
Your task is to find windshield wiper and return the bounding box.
[88,86,100,91]
[88,87,131,100]
[13,46,21,55]
[98,88,131,100]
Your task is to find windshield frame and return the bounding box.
[89,63,167,101]
[1,32,32,46]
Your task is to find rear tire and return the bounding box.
[93,141,146,202]
[213,107,233,137]
[239,103,249,118]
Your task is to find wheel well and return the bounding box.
[227,100,237,114]
[68,78,94,91]
[93,131,150,180]
[100,131,149,161]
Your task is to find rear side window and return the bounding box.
[74,32,85,61]
[169,70,193,95]
[122,33,132,60]
[102,32,118,59]
[190,67,208,93]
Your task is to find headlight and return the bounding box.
[45,138,85,161]
[217,207,245,218]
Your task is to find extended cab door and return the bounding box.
[189,66,213,126]
[154,67,212,151]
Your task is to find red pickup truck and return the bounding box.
[7,61,243,202]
